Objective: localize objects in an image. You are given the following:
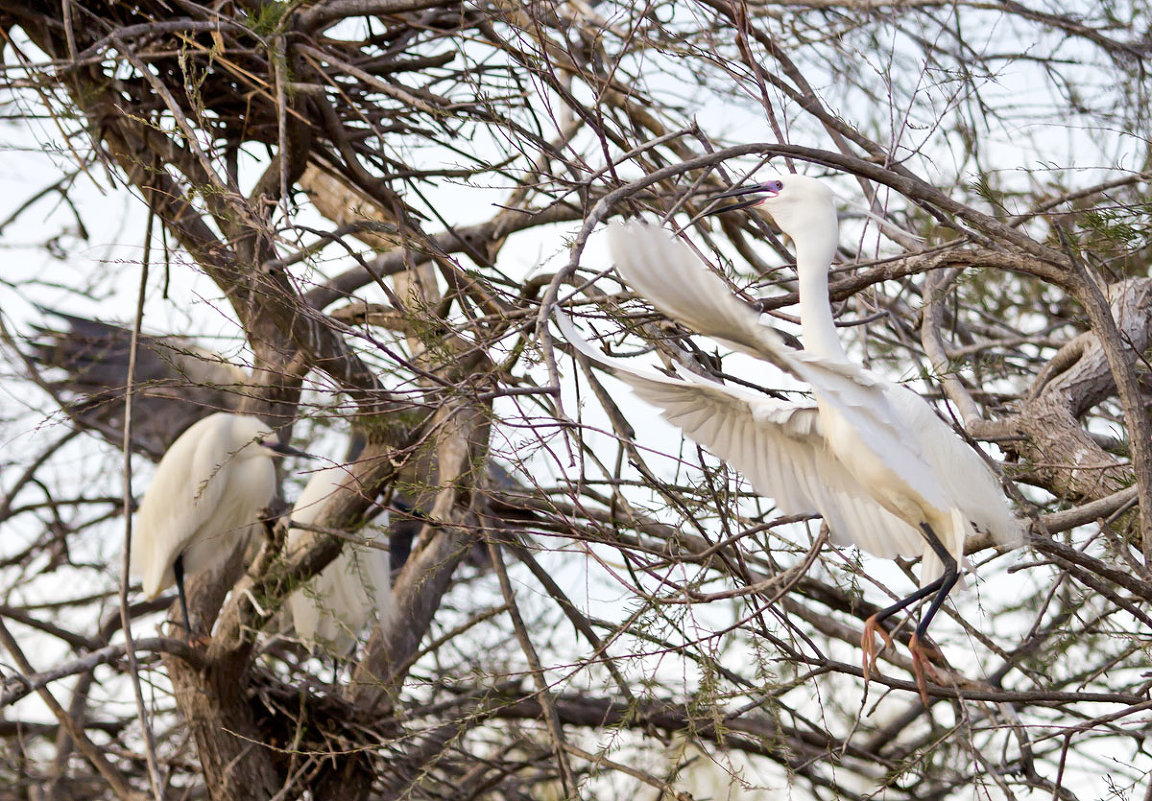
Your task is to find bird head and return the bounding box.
[707,174,838,246]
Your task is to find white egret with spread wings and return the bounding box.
[556,175,1023,700]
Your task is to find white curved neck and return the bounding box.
[792,215,846,361]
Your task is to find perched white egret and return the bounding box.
[556,175,1023,700]
[131,412,304,636]
[285,462,397,654]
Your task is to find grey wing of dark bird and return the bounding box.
[25,308,247,459]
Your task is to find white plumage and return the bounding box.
[556,175,1023,699]
[131,412,288,632]
[285,463,397,654]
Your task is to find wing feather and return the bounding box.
[557,311,926,559]
[885,387,1024,548]
[286,464,397,654]
[607,222,954,513]
[132,414,232,598]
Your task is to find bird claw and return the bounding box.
[860,614,895,682]
[863,620,947,705]
[908,633,944,706]
[171,620,210,648]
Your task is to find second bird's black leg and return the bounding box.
[861,522,959,703]
[172,553,193,640]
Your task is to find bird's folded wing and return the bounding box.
[131,423,230,596]
[555,311,926,558]
[885,387,1025,548]
[286,466,398,649]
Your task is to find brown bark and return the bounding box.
[1008,279,1152,526]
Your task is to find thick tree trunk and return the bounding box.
[164,656,282,800]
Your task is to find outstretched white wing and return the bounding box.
[555,311,926,560]
[606,221,950,513]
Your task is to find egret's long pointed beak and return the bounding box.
[705,195,765,215]
[263,439,316,460]
[704,182,780,216]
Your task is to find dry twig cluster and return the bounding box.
[1,1,1151,799]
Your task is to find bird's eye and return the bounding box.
[770,180,784,191]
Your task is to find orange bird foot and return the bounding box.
[861,614,895,682]
[908,634,945,705]
[171,621,210,648]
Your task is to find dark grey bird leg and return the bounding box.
[912,523,960,640]
[172,553,193,640]
[861,522,959,703]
